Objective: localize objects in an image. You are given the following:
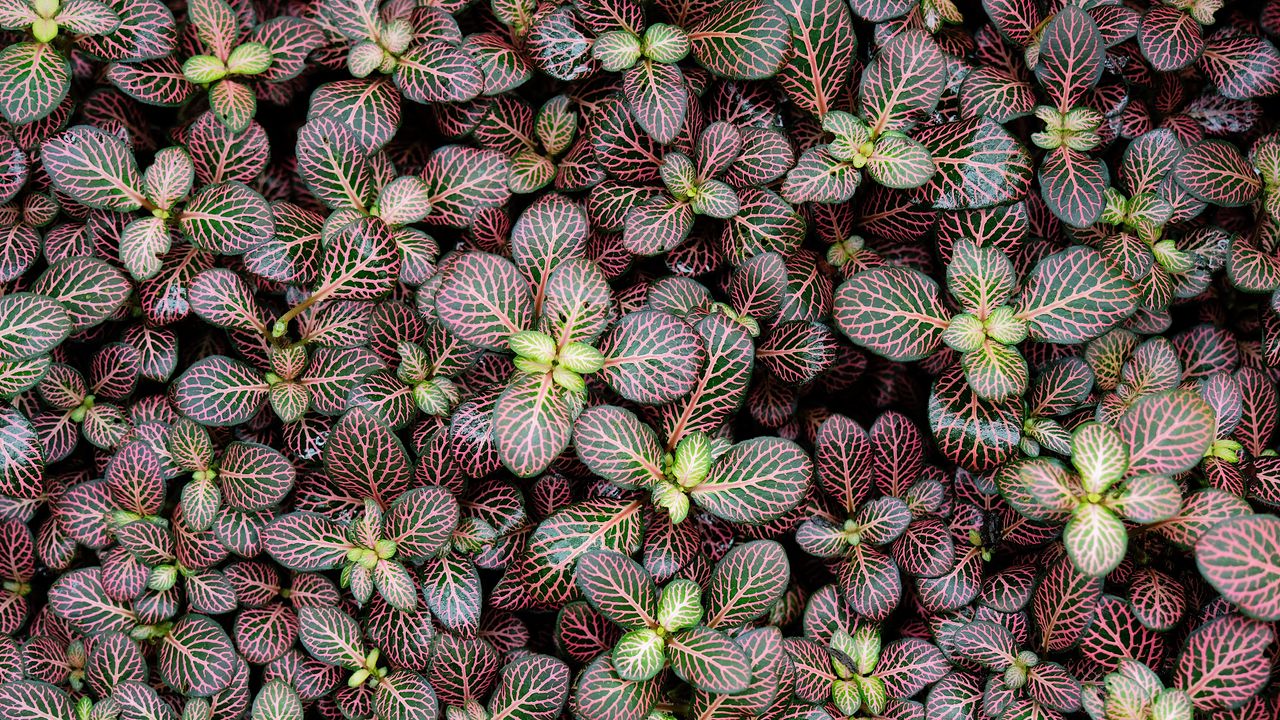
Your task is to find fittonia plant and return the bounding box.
[1000,391,1215,576]
[783,30,947,205]
[835,240,1137,401]
[179,0,323,132]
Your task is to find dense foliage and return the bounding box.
[0,0,1279,717]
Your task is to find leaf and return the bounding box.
[666,626,752,694]
[704,540,788,628]
[1194,514,1280,621]
[0,294,69,361]
[842,544,902,619]
[493,373,574,478]
[1039,146,1109,227]
[172,356,268,427]
[1173,614,1274,711]
[1201,33,1280,100]
[913,118,1033,210]
[307,79,401,154]
[1064,504,1127,577]
[1114,391,1215,476]
[0,681,76,720]
[691,436,811,524]
[296,117,374,211]
[33,257,131,333]
[158,615,237,697]
[575,550,657,629]
[1138,6,1203,72]
[688,0,791,80]
[489,655,571,720]
[47,568,136,635]
[1016,246,1136,343]
[929,366,1023,472]
[41,125,144,211]
[316,217,400,301]
[573,405,664,490]
[395,41,483,104]
[859,30,947,135]
[179,181,274,254]
[598,311,705,405]
[325,407,412,503]
[298,607,364,670]
[1173,140,1262,207]
[622,61,686,145]
[1036,6,1104,112]
[574,653,658,720]
[866,133,934,189]
[782,146,860,204]
[0,43,70,125]
[385,486,459,560]
[523,499,645,605]
[422,145,513,226]
[833,267,949,361]
[262,512,350,571]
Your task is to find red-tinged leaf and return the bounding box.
[0,43,70,125]
[179,181,274,255]
[523,499,646,605]
[41,125,145,211]
[30,256,129,333]
[1173,140,1262,207]
[373,671,438,720]
[494,372,574,478]
[489,654,571,720]
[654,314,754,443]
[315,217,400,301]
[395,41,483,104]
[859,30,947,135]
[598,311,705,405]
[704,540,788,628]
[1115,391,1214,476]
[575,550,657,629]
[1016,246,1136,343]
[574,405,664,490]
[308,79,400,154]
[0,681,75,720]
[623,61,687,145]
[1039,146,1108,227]
[574,653,658,720]
[185,112,268,185]
[436,252,532,351]
[1194,514,1280,621]
[946,620,1016,670]
[1139,6,1203,72]
[666,625,751,694]
[298,607,364,670]
[326,407,411,502]
[219,442,294,512]
[1201,33,1280,100]
[913,118,1033,210]
[188,0,236,60]
[0,294,70,361]
[422,145,513,226]
[833,267,948,361]
[172,355,268,427]
[1173,614,1274,711]
[48,567,137,634]
[262,512,350,571]
[929,366,1023,472]
[692,437,812,525]
[188,268,267,334]
[158,614,236,697]
[623,196,694,256]
[1032,557,1101,653]
[296,117,374,212]
[208,79,256,133]
[106,56,196,105]
[841,543,901,619]
[1036,6,1104,112]
[848,0,912,22]
[875,638,949,697]
[959,67,1036,123]
[247,17,324,83]
[688,0,791,80]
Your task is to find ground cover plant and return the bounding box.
[1,0,1280,717]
